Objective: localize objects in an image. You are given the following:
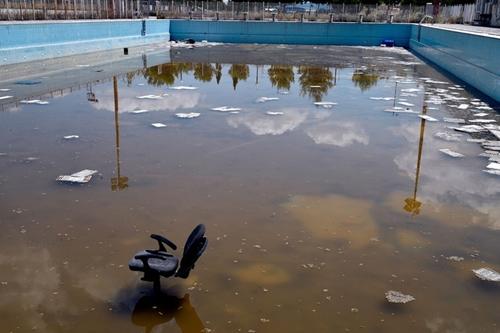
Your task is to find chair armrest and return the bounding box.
[150,234,177,252]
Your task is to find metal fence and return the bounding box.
[0,0,429,22]
[0,0,478,23]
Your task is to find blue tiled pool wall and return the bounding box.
[409,25,500,102]
[0,19,170,65]
[169,20,412,47]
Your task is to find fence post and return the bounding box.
[329,13,333,23]
[359,13,363,22]
[231,1,233,20]
[31,0,35,20]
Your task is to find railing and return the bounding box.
[0,0,477,23]
[0,0,428,22]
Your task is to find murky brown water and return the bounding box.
[1,45,499,333]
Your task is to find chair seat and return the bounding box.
[129,251,179,277]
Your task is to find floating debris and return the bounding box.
[439,148,464,158]
[469,119,497,124]
[401,88,420,93]
[310,85,322,88]
[446,256,464,262]
[457,104,469,110]
[476,106,493,110]
[384,107,417,114]
[385,290,415,304]
[451,125,486,133]
[434,132,462,142]
[63,135,79,140]
[136,95,162,99]
[211,106,242,112]
[151,123,167,128]
[443,117,466,124]
[266,111,284,116]
[486,162,500,170]
[257,97,279,103]
[0,88,11,92]
[398,101,415,107]
[20,99,49,105]
[314,101,337,108]
[370,97,394,101]
[130,109,149,114]
[175,112,200,119]
[483,169,500,176]
[0,95,13,100]
[418,115,438,122]
[472,268,500,282]
[467,138,486,143]
[169,86,198,90]
[56,169,98,184]
[473,113,489,117]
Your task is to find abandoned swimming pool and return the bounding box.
[0,43,499,332]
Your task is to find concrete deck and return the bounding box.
[426,24,500,38]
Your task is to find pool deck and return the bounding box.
[425,24,500,38]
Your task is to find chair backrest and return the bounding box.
[175,224,208,279]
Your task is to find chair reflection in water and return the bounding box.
[132,293,205,333]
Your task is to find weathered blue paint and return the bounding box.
[170,20,412,47]
[0,19,170,65]
[409,25,500,102]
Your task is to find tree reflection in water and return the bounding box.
[268,65,295,91]
[194,63,214,82]
[298,66,334,102]
[351,68,380,91]
[143,63,193,86]
[228,64,250,90]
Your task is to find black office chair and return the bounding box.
[129,224,207,290]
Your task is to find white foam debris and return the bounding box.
[20,99,49,105]
[486,162,500,170]
[400,93,418,97]
[76,64,90,67]
[175,112,200,119]
[475,106,493,110]
[418,115,438,122]
[451,125,487,133]
[370,97,394,101]
[384,108,418,114]
[63,135,79,140]
[434,132,462,141]
[0,95,13,100]
[472,268,500,282]
[314,102,337,108]
[266,111,284,116]
[257,97,279,103]
[439,148,464,158]
[483,169,500,175]
[473,113,489,117]
[309,85,322,88]
[130,109,149,114]
[211,106,242,112]
[443,117,465,124]
[401,88,421,93]
[489,130,500,140]
[469,119,497,124]
[457,104,469,110]
[467,138,486,143]
[136,94,162,99]
[169,86,198,90]
[56,169,98,184]
[0,88,11,92]
[446,256,464,262]
[398,101,415,107]
[424,79,448,84]
[385,290,415,304]
[151,123,167,128]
